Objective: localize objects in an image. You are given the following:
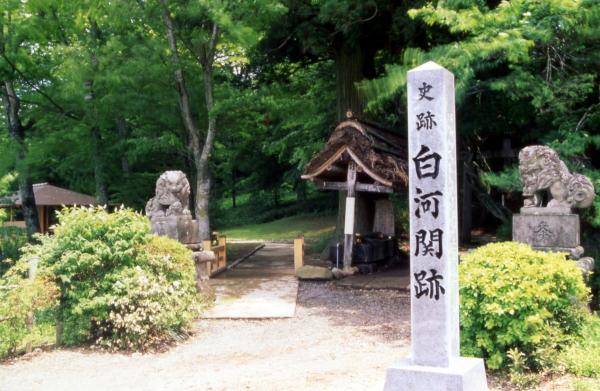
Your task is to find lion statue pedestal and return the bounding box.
[512,146,595,274]
[146,171,213,291]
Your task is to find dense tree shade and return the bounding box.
[0,0,599,250]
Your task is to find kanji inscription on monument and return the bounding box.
[383,61,488,391]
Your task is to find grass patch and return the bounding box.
[221,214,336,241]
[212,191,337,229]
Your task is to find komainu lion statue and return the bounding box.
[145,170,192,218]
[519,145,595,209]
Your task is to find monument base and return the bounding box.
[384,357,488,391]
[150,215,200,244]
[513,212,579,250]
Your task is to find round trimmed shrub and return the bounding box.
[460,242,590,370]
[26,206,200,350]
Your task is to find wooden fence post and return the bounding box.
[26,256,39,353]
[294,235,304,271]
[218,235,227,269]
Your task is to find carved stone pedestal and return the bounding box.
[513,208,580,252]
[150,215,201,245]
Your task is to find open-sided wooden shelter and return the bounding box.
[302,116,408,269]
[0,183,97,233]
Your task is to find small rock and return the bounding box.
[296,265,333,280]
[331,267,345,280]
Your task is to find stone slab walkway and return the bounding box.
[201,243,298,319]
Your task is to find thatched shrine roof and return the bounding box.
[302,118,408,191]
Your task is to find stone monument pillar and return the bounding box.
[146,171,214,291]
[383,62,488,391]
[513,145,595,263]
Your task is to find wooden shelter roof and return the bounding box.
[302,118,408,191]
[0,183,97,207]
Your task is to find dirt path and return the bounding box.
[203,243,298,319]
[0,282,410,391]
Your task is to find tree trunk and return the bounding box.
[334,43,366,121]
[333,42,367,240]
[195,26,219,240]
[1,80,40,240]
[160,0,218,240]
[231,166,237,208]
[85,18,109,205]
[195,168,211,239]
[89,123,109,204]
[116,118,131,175]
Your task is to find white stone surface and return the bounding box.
[384,357,488,391]
[407,61,459,367]
[384,61,487,390]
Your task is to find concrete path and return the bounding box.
[201,243,298,319]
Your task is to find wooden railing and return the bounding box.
[202,233,227,276]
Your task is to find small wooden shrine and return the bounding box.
[302,115,408,269]
[0,183,97,233]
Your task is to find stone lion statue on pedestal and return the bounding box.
[145,170,192,218]
[519,145,595,210]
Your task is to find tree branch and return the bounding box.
[159,0,201,154]
[1,53,80,121]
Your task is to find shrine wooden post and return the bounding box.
[343,161,357,270]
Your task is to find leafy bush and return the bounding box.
[0,226,28,276]
[460,242,590,370]
[22,206,200,350]
[559,315,600,378]
[0,257,58,357]
[582,230,600,310]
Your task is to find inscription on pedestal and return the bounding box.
[513,213,580,250]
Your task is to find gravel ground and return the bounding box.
[0,282,411,391]
[0,279,583,391]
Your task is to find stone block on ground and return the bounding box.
[384,357,488,391]
[331,267,344,280]
[296,265,333,280]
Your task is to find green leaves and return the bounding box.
[459,242,590,370]
[3,206,201,351]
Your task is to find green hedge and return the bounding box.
[460,242,590,370]
[1,206,201,355]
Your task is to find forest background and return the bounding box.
[1,0,600,281]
